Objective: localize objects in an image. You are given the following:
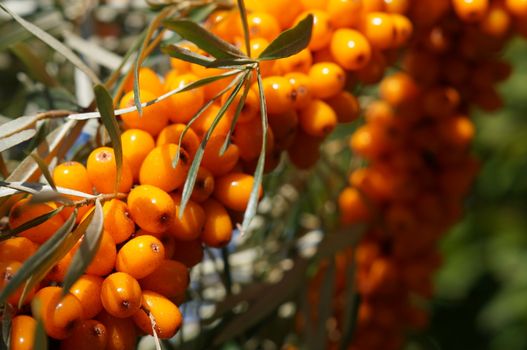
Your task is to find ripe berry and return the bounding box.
[308,62,346,99]
[103,199,135,244]
[119,89,169,137]
[165,73,205,124]
[70,274,104,319]
[139,144,190,192]
[330,29,372,70]
[116,235,165,279]
[127,185,175,233]
[10,315,37,350]
[298,99,338,137]
[100,272,142,318]
[157,123,200,157]
[214,173,263,212]
[0,237,39,262]
[167,194,205,241]
[201,198,233,247]
[139,259,189,299]
[60,319,108,350]
[86,147,133,194]
[121,129,155,181]
[132,290,182,339]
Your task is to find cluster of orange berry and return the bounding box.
[335,0,527,349]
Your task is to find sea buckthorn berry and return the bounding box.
[171,239,204,267]
[241,38,276,77]
[362,0,385,13]
[53,161,93,196]
[201,198,233,248]
[268,109,299,150]
[86,147,133,194]
[326,91,360,124]
[285,72,312,109]
[480,3,511,38]
[214,173,263,212]
[168,42,196,72]
[355,50,388,85]
[379,72,420,107]
[338,187,370,225]
[223,87,260,124]
[47,250,73,282]
[8,198,65,244]
[190,64,234,100]
[202,134,240,177]
[384,0,409,13]
[232,119,275,161]
[256,76,296,115]
[327,0,363,28]
[139,259,189,299]
[296,10,333,51]
[33,286,84,340]
[132,290,182,339]
[300,0,327,10]
[121,129,155,181]
[505,0,527,17]
[1,261,35,305]
[308,62,346,99]
[101,272,142,318]
[116,235,165,279]
[167,194,205,241]
[206,10,240,40]
[360,12,396,49]
[97,311,137,350]
[0,237,38,262]
[103,199,134,244]
[191,167,215,203]
[424,25,451,54]
[83,230,117,276]
[10,315,37,350]
[238,12,280,41]
[119,89,169,137]
[70,275,104,319]
[60,319,108,350]
[190,103,233,138]
[259,0,303,29]
[123,67,164,97]
[165,73,205,124]
[298,99,338,137]
[139,144,189,192]
[274,49,313,75]
[330,29,372,70]
[287,130,323,169]
[157,123,200,158]
[440,115,475,148]
[392,14,413,46]
[127,185,175,233]
[452,0,489,22]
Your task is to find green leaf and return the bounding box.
[0,4,101,84]
[29,190,72,206]
[62,200,103,294]
[0,129,36,153]
[237,0,252,57]
[1,304,13,349]
[9,42,58,87]
[205,58,256,69]
[0,181,96,199]
[240,71,268,233]
[0,210,77,305]
[132,30,148,117]
[258,14,313,61]
[94,85,122,194]
[162,44,215,67]
[30,300,48,350]
[1,207,63,241]
[29,154,56,191]
[162,19,245,59]
[188,3,218,23]
[0,116,38,139]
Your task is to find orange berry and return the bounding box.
[190,103,233,138]
[298,99,338,137]
[116,235,165,279]
[392,14,413,46]
[268,109,299,150]
[157,123,200,157]
[327,0,363,28]
[201,198,233,247]
[127,185,175,233]
[384,0,409,13]
[0,236,38,262]
[256,76,296,115]
[326,91,360,124]
[165,73,205,124]
[214,173,263,212]
[97,311,137,350]
[206,10,241,41]
[139,259,189,299]
[53,161,93,196]
[505,0,527,17]
[80,230,116,276]
[361,12,396,49]
[86,147,133,194]
[171,239,204,267]
[8,198,65,244]
[190,64,234,101]
[33,286,84,340]
[338,187,370,225]
[123,67,164,97]
[285,72,313,109]
[308,62,346,99]
[223,87,260,124]
[0,261,35,305]
[239,12,281,41]
[70,274,104,319]
[133,291,182,339]
[287,130,322,169]
[330,29,372,70]
[452,0,489,22]
[167,194,205,241]
[101,272,142,318]
[60,319,108,350]
[139,144,189,192]
[379,72,420,107]
[440,115,475,148]
[10,315,37,350]
[119,89,169,137]
[300,0,327,10]
[274,49,313,75]
[202,134,240,177]
[46,250,73,283]
[355,50,388,85]
[103,199,134,244]
[232,119,275,161]
[259,0,303,29]
[296,10,333,51]
[121,129,155,181]
[480,3,511,37]
[191,167,215,203]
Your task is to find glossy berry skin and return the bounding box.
[120,129,155,181]
[53,161,93,195]
[452,0,489,22]
[123,67,164,97]
[132,290,182,339]
[86,147,133,194]
[70,274,104,319]
[0,237,39,262]
[103,199,135,244]
[285,72,312,109]
[214,173,263,212]
[10,315,37,350]
[167,194,205,241]
[0,261,35,306]
[297,10,334,51]
[256,76,296,115]
[338,187,371,225]
[83,230,117,276]
[201,198,233,248]
[326,91,360,123]
[139,144,190,192]
[232,119,275,161]
[97,312,137,350]
[327,0,363,28]
[360,12,396,49]
[191,167,215,203]
[165,73,205,124]
[116,235,165,279]
[308,62,346,99]
[127,185,175,234]
[156,123,200,157]
[330,29,372,70]
[139,259,189,299]
[33,286,84,340]
[239,12,281,41]
[100,272,142,318]
[119,89,169,137]
[202,134,240,177]
[8,198,64,244]
[60,319,108,350]
[298,99,338,137]
[274,49,313,75]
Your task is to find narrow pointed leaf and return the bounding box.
[162,44,214,66]
[29,154,56,190]
[30,300,48,350]
[94,85,122,193]
[237,0,251,57]
[162,19,245,59]
[0,181,96,199]
[10,42,58,87]
[205,58,256,69]
[0,116,38,139]
[0,129,36,153]
[62,200,104,294]
[1,304,13,349]
[1,207,63,240]
[0,4,101,84]
[258,14,313,61]
[0,210,77,305]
